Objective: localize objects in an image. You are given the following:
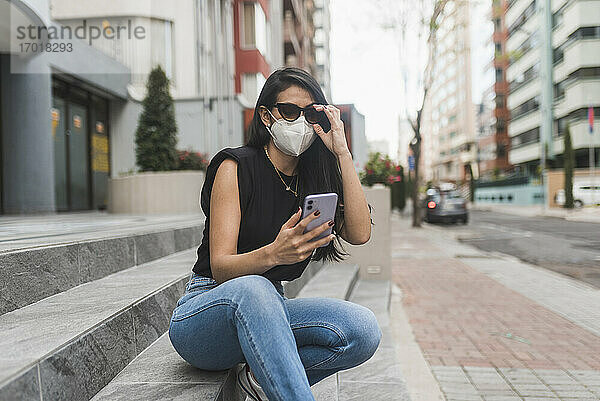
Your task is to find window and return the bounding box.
[243,2,267,55]
[511,31,539,63]
[552,10,563,28]
[508,0,536,37]
[494,18,502,32]
[511,127,540,148]
[495,68,503,83]
[314,28,325,45]
[243,3,255,46]
[554,106,600,137]
[510,96,540,120]
[496,118,506,132]
[554,26,600,64]
[495,94,505,108]
[509,63,540,92]
[554,80,567,100]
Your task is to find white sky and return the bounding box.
[329,0,494,159]
[329,0,404,159]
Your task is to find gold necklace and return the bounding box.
[264,146,299,197]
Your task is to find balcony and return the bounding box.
[284,11,301,58]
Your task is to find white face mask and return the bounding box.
[265,109,316,157]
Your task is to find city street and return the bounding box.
[427,210,600,289]
[391,212,600,401]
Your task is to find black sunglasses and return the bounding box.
[271,102,327,124]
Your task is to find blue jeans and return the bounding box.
[169,273,382,401]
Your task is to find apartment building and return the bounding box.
[312,0,332,102]
[478,0,512,178]
[283,0,316,73]
[506,0,600,175]
[422,0,477,183]
[50,0,246,177]
[1,0,329,214]
[1,0,130,213]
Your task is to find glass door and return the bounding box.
[67,102,90,210]
[90,96,109,210]
[52,78,102,212]
[52,97,69,211]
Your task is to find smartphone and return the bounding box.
[301,192,338,246]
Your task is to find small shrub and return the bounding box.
[359,152,402,187]
[176,149,209,171]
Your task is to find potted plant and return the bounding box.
[359,152,405,211]
[108,66,207,214]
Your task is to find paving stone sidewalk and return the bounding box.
[391,215,600,401]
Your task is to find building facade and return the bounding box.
[1,0,131,214]
[1,0,331,214]
[505,0,600,176]
[478,0,512,179]
[51,0,245,175]
[283,0,316,73]
[312,0,332,102]
[422,0,477,184]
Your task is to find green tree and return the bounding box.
[563,124,574,209]
[135,66,178,172]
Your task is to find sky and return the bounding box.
[329,0,494,161]
[329,0,405,160]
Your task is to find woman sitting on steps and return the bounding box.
[168,67,381,401]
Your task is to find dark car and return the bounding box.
[422,189,468,224]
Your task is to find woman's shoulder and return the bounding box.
[212,145,260,164]
[205,146,262,180]
[201,146,259,209]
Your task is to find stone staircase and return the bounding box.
[0,219,202,400]
[0,217,403,400]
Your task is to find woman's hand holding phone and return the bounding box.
[266,208,334,266]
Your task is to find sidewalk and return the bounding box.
[470,204,600,223]
[390,213,600,401]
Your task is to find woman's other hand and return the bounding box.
[266,208,335,266]
[312,105,351,159]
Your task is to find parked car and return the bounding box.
[422,188,468,224]
[555,183,600,207]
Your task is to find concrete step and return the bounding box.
[0,220,203,315]
[296,263,359,300]
[337,279,412,400]
[0,248,197,401]
[91,262,359,401]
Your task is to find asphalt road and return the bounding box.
[428,210,600,288]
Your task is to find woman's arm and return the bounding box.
[312,105,371,245]
[209,159,335,284]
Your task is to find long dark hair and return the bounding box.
[246,67,348,262]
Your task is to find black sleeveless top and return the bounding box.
[192,146,311,289]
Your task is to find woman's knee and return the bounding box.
[345,304,382,363]
[225,275,284,307]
